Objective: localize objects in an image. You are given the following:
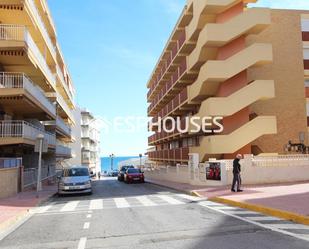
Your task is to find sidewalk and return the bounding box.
[147,178,309,225]
[0,185,57,237]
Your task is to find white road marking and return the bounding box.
[86,214,92,218]
[269,224,309,230]
[247,216,282,221]
[176,194,204,202]
[157,195,184,205]
[135,196,157,206]
[83,222,90,229]
[198,201,224,206]
[89,199,103,210]
[61,201,79,212]
[226,210,260,215]
[88,210,93,214]
[36,205,52,214]
[114,198,130,208]
[214,206,239,210]
[198,202,309,242]
[77,237,87,249]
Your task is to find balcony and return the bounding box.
[188,43,273,103]
[43,116,71,138]
[0,72,56,119]
[55,64,74,107]
[0,24,56,91]
[0,120,56,147]
[46,92,74,123]
[191,116,277,157]
[0,0,57,65]
[148,148,189,161]
[25,0,57,61]
[56,141,72,158]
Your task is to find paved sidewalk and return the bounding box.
[0,185,57,235]
[147,178,309,225]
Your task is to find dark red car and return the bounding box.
[124,168,144,183]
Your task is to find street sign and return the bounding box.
[35,139,48,153]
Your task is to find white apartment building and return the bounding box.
[81,109,101,174]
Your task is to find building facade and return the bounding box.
[147,0,309,165]
[0,0,75,170]
[81,109,101,174]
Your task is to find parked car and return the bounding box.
[58,166,92,196]
[124,168,144,184]
[117,165,134,181]
[107,170,119,177]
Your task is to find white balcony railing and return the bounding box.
[0,121,56,146]
[56,92,74,122]
[0,24,56,89]
[26,0,57,59]
[0,72,56,116]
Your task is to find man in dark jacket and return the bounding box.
[231,154,243,192]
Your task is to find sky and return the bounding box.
[48,0,309,157]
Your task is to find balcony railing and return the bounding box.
[56,116,71,136]
[56,142,72,157]
[0,72,56,116]
[148,148,189,161]
[55,92,74,122]
[0,120,56,146]
[56,64,73,101]
[26,0,57,60]
[148,29,187,100]
[0,24,56,89]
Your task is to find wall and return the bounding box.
[0,167,19,198]
[247,9,309,154]
[145,155,309,186]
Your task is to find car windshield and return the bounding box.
[127,169,141,174]
[62,168,89,177]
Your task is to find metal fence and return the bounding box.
[23,165,56,188]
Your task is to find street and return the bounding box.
[0,178,309,249]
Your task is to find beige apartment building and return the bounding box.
[147,0,309,165]
[81,109,101,175]
[0,0,75,171]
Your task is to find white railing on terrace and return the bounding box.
[56,92,74,121]
[26,0,57,59]
[252,154,309,167]
[0,121,56,146]
[0,72,56,116]
[0,24,56,89]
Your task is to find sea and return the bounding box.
[100,156,139,173]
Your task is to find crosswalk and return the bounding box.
[36,194,205,214]
[197,201,309,241]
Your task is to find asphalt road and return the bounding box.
[0,178,309,249]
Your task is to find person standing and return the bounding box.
[231,154,243,192]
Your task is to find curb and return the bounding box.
[145,180,195,196]
[208,196,309,226]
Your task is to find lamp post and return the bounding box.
[109,154,114,171]
[36,134,44,197]
[139,153,142,168]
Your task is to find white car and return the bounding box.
[58,166,92,195]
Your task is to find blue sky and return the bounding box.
[48,0,309,157]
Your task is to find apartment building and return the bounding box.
[0,0,75,169]
[81,109,101,175]
[147,0,309,164]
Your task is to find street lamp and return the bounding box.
[139,153,142,168]
[36,134,44,197]
[109,153,114,171]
